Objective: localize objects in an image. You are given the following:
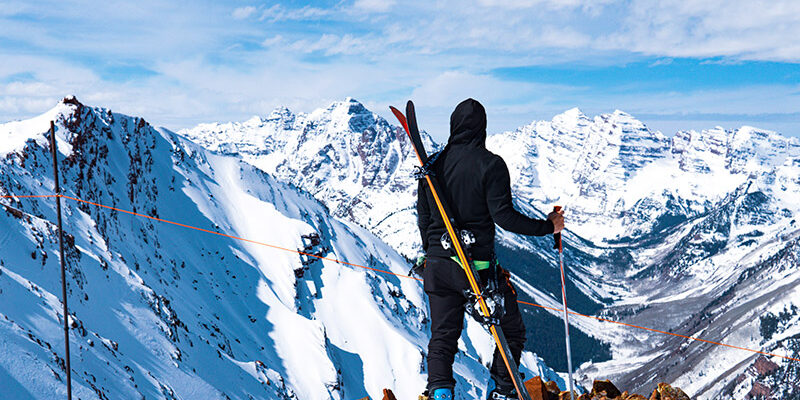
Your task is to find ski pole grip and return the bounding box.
[553,206,562,252]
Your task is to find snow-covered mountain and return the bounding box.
[181,100,800,399]
[489,108,799,244]
[182,98,438,260]
[0,97,564,399]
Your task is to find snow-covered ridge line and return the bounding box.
[181,100,800,248]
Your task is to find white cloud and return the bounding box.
[409,71,533,107]
[538,25,592,48]
[0,0,258,61]
[353,0,395,12]
[402,70,586,137]
[287,33,382,56]
[355,0,800,62]
[601,0,800,61]
[232,6,257,20]
[476,0,613,10]
[0,1,30,17]
[259,4,331,22]
[3,81,57,96]
[261,35,283,48]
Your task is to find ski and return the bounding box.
[390,101,533,400]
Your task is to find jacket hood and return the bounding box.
[448,98,486,147]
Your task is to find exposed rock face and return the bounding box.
[746,382,771,399]
[648,382,691,400]
[752,356,780,376]
[525,375,555,400]
[723,344,800,400]
[592,379,622,398]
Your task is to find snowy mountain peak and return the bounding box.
[671,125,800,178]
[61,94,82,107]
[609,109,639,122]
[558,106,586,118]
[551,107,589,128]
[547,107,665,145]
[605,109,647,127]
[266,105,295,122]
[325,97,370,116]
[0,95,92,157]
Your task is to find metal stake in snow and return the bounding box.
[554,206,575,400]
[49,121,73,400]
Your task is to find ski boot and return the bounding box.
[487,388,517,400]
[419,387,454,400]
[486,378,517,400]
[419,388,453,400]
[432,388,453,399]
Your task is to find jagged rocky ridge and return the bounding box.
[181,100,800,399]
[0,97,566,399]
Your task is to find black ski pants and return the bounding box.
[423,256,526,392]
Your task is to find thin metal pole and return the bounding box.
[553,206,575,400]
[49,121,72,400]
[558,251,575,400]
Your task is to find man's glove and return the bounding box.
[410,255,426,278]
[547,207,565,234]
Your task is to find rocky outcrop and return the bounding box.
[522,377,690,400]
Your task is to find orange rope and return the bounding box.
[517,300,800,363]
[4,193,799,363]
[59,194,421,282]
[1,194,59,198]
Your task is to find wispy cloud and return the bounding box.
[353,0,395,12]
[232,6,258,19]
[601,0,800,61]
[259,4,331,22]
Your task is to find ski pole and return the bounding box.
[553,206,575,400]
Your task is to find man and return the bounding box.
[417,98,564,400]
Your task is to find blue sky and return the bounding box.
[1,0,799,140]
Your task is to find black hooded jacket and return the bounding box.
[417,99,554,260]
